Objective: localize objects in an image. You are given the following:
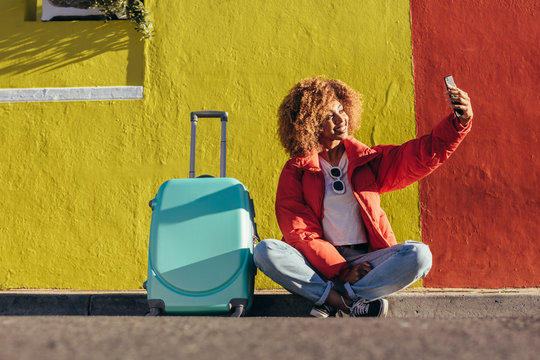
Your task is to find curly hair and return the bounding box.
[277,76,363,157]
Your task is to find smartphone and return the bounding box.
[444,75,464,117]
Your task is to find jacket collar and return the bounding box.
[289,136,378,172]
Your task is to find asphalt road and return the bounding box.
[0,316,538,360]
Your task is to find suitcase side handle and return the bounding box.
[189,111,228,178]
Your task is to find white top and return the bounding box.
[319,153,368,246]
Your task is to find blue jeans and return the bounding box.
[253,239,432,305]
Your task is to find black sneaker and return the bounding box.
[310,304,337,318]
[348,299,388,318]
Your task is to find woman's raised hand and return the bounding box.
[446,86,473,125]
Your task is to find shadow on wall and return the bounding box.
[0,22,143,85]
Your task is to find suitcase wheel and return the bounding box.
[230,305,245,318]
[146,307,163,316]
[146,299,165,316]
[229,299,248,318]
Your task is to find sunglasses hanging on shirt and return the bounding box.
[329,167,345,194]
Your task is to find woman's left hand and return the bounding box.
[446,86,473,125]
[343,261,372,284]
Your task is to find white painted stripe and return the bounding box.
[0,86,143,103]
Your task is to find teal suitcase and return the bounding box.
[145,111,257,316]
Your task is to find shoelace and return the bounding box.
[349,301,370,316]
[341,296,369,316]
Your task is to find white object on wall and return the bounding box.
[0,86,143,102]
[42,0,126,21]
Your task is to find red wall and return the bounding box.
[411,0,540,287]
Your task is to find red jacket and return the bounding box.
[275,114,471,281]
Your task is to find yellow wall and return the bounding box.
[0,0,418,289]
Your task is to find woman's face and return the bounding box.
[320,99,349,145]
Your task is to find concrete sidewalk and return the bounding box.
[0,288,538,318]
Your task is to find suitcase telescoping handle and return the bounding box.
[189,111,228,178]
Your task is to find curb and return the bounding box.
[0,289,538,318]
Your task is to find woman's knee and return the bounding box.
[253,239,286,268]
[403,241,432,275]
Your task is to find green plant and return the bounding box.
[93,0,154,39]
[49,0,154,39]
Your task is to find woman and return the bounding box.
[254,76,473,317]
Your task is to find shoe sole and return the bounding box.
[309,308,330,318]
[378,299,389,318]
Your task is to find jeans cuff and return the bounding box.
[314,281,334,306]
[344,282,357,301]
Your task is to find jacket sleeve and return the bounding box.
[275,161,350,280]
[371,114,472,194]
